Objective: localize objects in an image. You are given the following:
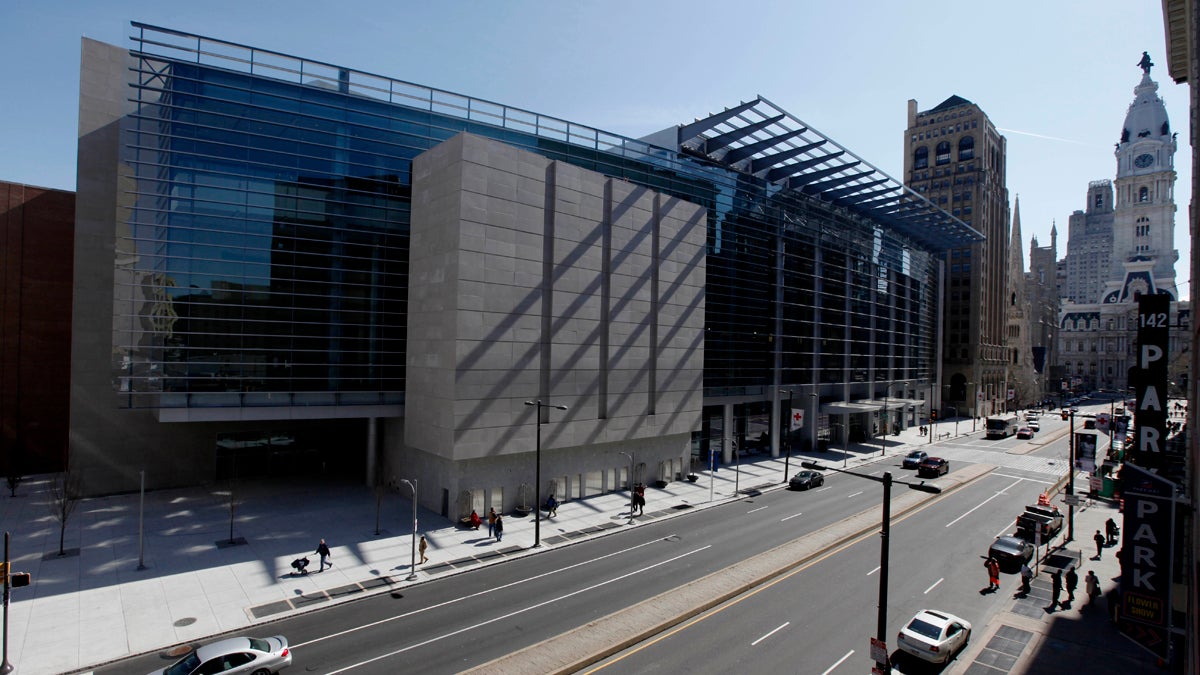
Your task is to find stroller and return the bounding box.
[291,556,310,575]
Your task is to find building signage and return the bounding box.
[1118,463,1175,660]
[1132,295,1169,469]
[1073,432,1097,473]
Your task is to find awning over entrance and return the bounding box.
[820,401,880,414]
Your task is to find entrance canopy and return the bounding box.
[820,401,880,414]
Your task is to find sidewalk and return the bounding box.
[950,488,1162,673]
[1,421,954,674]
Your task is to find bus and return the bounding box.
[985,415,1020,439]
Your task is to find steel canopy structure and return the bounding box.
[669,96,984,251]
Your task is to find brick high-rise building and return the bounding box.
[904,96,1010,418]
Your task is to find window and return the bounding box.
[913,146,929,169]
[1094,193,1103,208]
[1139,186,1149,202]
[958,135,974,161]
[935,141,951,165]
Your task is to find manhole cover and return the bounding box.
[173,617,197,627]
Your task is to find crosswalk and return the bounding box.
[932,445,1070,477]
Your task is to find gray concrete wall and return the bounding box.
[402,132,705,513]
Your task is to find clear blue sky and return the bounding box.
[1,0,1190,298]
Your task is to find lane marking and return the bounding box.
[814,486,833,493]
[748,506,769,514]
[991,472,1054,485]
[994,522,1014,539]
[847,491,864,498]
[323,545,712,674]
[944,479,1021,528]
[822,650,855,675]
[781,512,804,522]
[751,621,790,646]
[292,535,679,650]
[867,566,880,576]
[924,577,944,594]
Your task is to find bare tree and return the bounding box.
[48,470,84,556]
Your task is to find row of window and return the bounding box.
[911,137,975,169]
[911,118,979,139]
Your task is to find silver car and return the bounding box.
[897,610,971,664]
[152,635,292,675]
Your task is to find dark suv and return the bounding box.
[917,457,949,477]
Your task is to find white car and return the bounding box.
[151,635,292,675]
[897,609,971,664]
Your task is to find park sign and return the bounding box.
[1131,294,1169,469]
[1118,463,1176,661]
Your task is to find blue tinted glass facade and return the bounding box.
[116,24,942,411]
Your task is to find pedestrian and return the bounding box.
[1019,562,1033,594]
[1085,570,1100,606]
[1065,566,1078,603]
[494,514,504,541]
[1048,569,1062,610]
[487,507,497,537]
[419,535,429,563]
[1094,529,1105,559]
[546,494,558,517]
[984,557,1000,590]
[635,484,646,516]
[469,509,481,530]
[315,538,331,572]
[1105,517,1119,545]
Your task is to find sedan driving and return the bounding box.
[901,450,928,469]
[917,457,949,477]
[788,470,824,490]
[152,635,292,675]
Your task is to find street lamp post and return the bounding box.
[779,389,794,483]
[618,450,635,523]
[396,478,418,581]
[1066,410,1075,543]
[802,461,940,674]
[525,400,567,547]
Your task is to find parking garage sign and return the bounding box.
[1118,463,1175,660]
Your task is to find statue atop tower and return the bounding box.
[1138,51,1153,75]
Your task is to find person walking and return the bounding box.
[1047,569,1062,610]
[494,514,504,541]
[419,535,429,563]
[1105,517,1119,545]
[1065,566,1078,603]
[546,495,558,517]
[1084,570,1100,606]
[1019,562,1033,595]
[985,557,1000,591]
[315,538,332,572]
[1093,529,1105,559]
[487,508,497,538]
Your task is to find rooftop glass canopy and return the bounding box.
[669,96,984,250]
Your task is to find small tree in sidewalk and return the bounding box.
[48,469,84,556]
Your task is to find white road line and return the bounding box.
[992,472,1054,485]
[924,577,944,594]
[847,491,864,498]
[814,486,833,493]
[748,506,768,514]
[751,621,790,646]
[867,565,880,576]
[292,535,679,650]
[994,522,1014,539]
[821,650,855,675]
[322,545,713,674]
[781,512,804,522]
[945,479,1022,528]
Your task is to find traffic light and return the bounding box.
[930,410,938,421]
[8,572,29,588]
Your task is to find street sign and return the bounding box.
[869,637,888,664]
[1062,494,1083,506]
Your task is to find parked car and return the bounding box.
[988,535,1034,569]
[902,450,928,469]
[1028,420,1040,431]
[788,470,824,490]
[897,610,972,664]
[917,457,949,477]
[1016,427,1033,439]
[1016,504,1063,541]
[152,635,292,675]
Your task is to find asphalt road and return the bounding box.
[105,411,1088,675]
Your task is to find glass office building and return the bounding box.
[71,23,980,503]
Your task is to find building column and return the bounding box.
[366,417,378,488]
[723,402,735,464]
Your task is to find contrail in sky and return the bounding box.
[996,128,1099,147]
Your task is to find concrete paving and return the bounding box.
[0,415,1157,674]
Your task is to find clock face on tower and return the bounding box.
[1134,153,1154,168]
